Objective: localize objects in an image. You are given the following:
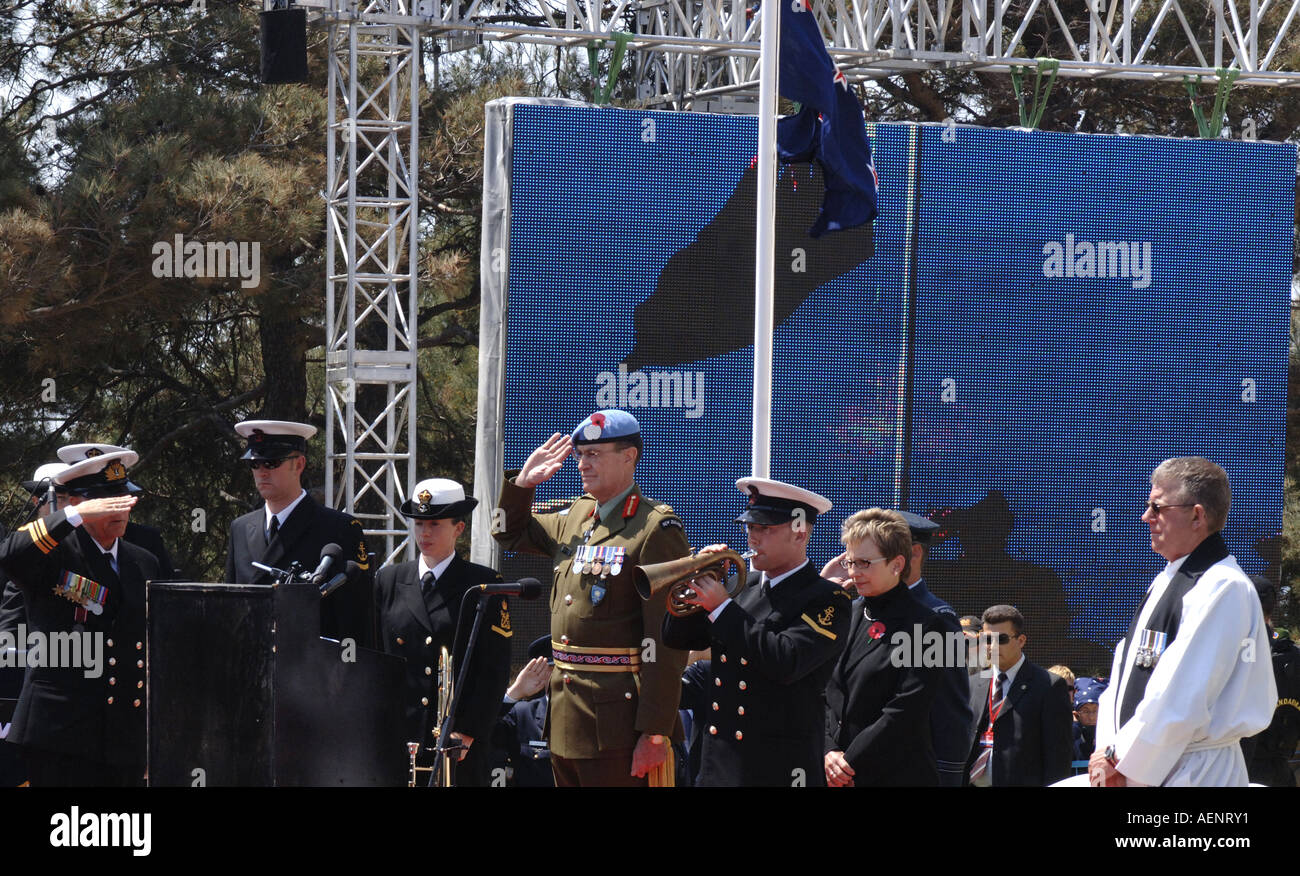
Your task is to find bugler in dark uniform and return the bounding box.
[0,450,158,786]
[494,410,690,786]
[374,477,512,786]
[224,420,375,648]
[663,477,851,787]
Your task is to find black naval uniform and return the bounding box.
[225,493,375,649]
[0,521,174,634]
[0,509,159,785]
[825,582,943,786]
[1241,631,1300,787]
[374,555,512,786]
[662,562,852,786]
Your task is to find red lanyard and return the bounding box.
[988,677,1005,726]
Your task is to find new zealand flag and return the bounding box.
[776,0,879,236]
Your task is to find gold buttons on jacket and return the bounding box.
[738,681,747,691]
[135,642,142,650]
[714,678,722,687]
[107,639,114,648]
[425,666,433,676]
[106,697,114,705]
[564,594,573,605]
[108,678,116,686]
[396,637,405,645]
[562,674,571,685]
[425,636,433,646]
[560,635,570,645]
[735,731,743,741]
[136,660,143,669]
[708,726,717,735]
[108,657,116,667]
[740,658,748,666]
[737,706,745,716]
[133,699,141,708]
[712,702,719,711]
[720,654,727,663]
[421,697,429,706]
[136,681,143,689]
[624,692,633,700]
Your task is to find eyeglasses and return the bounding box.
[1144,502,1195,516]
[840,556,887,571]
[980,632,1017,645]
[247,455,301,471]
[573,448,619,463]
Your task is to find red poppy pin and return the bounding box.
[867,621,886,640]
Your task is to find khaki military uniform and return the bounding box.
[495,478,690,775]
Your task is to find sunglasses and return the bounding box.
[980,632,1017,645]
[246,455,301,471]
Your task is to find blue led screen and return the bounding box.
[498,102,1294,671]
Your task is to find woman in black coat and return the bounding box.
[824,508,945,787]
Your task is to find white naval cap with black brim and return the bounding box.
[399,478,478,519]
[235,420,317,460]
[57,442,144,494]
[734,477,832,526]
[55,449,139,498]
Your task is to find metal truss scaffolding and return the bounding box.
[324,0,420,566]
[319,0,1299,557]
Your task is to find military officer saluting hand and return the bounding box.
[493,410,690,787]
[374,478,512,786]
[224,420,374,648]
[663,477,851,787]
[0,450,159,786]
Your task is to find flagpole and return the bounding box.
[752,0,780,480]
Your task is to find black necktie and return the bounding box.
[421,570,441,619]
[267,516,279,543]
[993,671,1008,706]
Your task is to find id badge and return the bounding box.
[980,729,994,749]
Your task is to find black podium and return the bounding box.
[147,581,406,786]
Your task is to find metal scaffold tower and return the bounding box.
[314,0,1300,557]
[323,0,420,566]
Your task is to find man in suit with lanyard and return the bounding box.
[967,604,1072,786]
[0,450,159,786]
[374,477,512,786]
[1089,456,1275,787]
[224,420,374,648]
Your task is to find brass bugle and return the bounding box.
[634,548,749,617]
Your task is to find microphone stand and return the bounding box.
[428,588,493,787]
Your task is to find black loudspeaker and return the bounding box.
[260,8,309,84]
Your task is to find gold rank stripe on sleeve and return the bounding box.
[491,625,514,638]
[800,613,839,640]
[19,519,57,554]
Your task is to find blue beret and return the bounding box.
[571,410,641,445]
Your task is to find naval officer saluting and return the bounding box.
[224,420,374,648]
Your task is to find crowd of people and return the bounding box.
[1,410,1296,788]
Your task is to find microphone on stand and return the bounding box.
[476,578,543,599]
[308,543,343,586]
[319,561,363,598]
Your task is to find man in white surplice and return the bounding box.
[1089,457,1275,787]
